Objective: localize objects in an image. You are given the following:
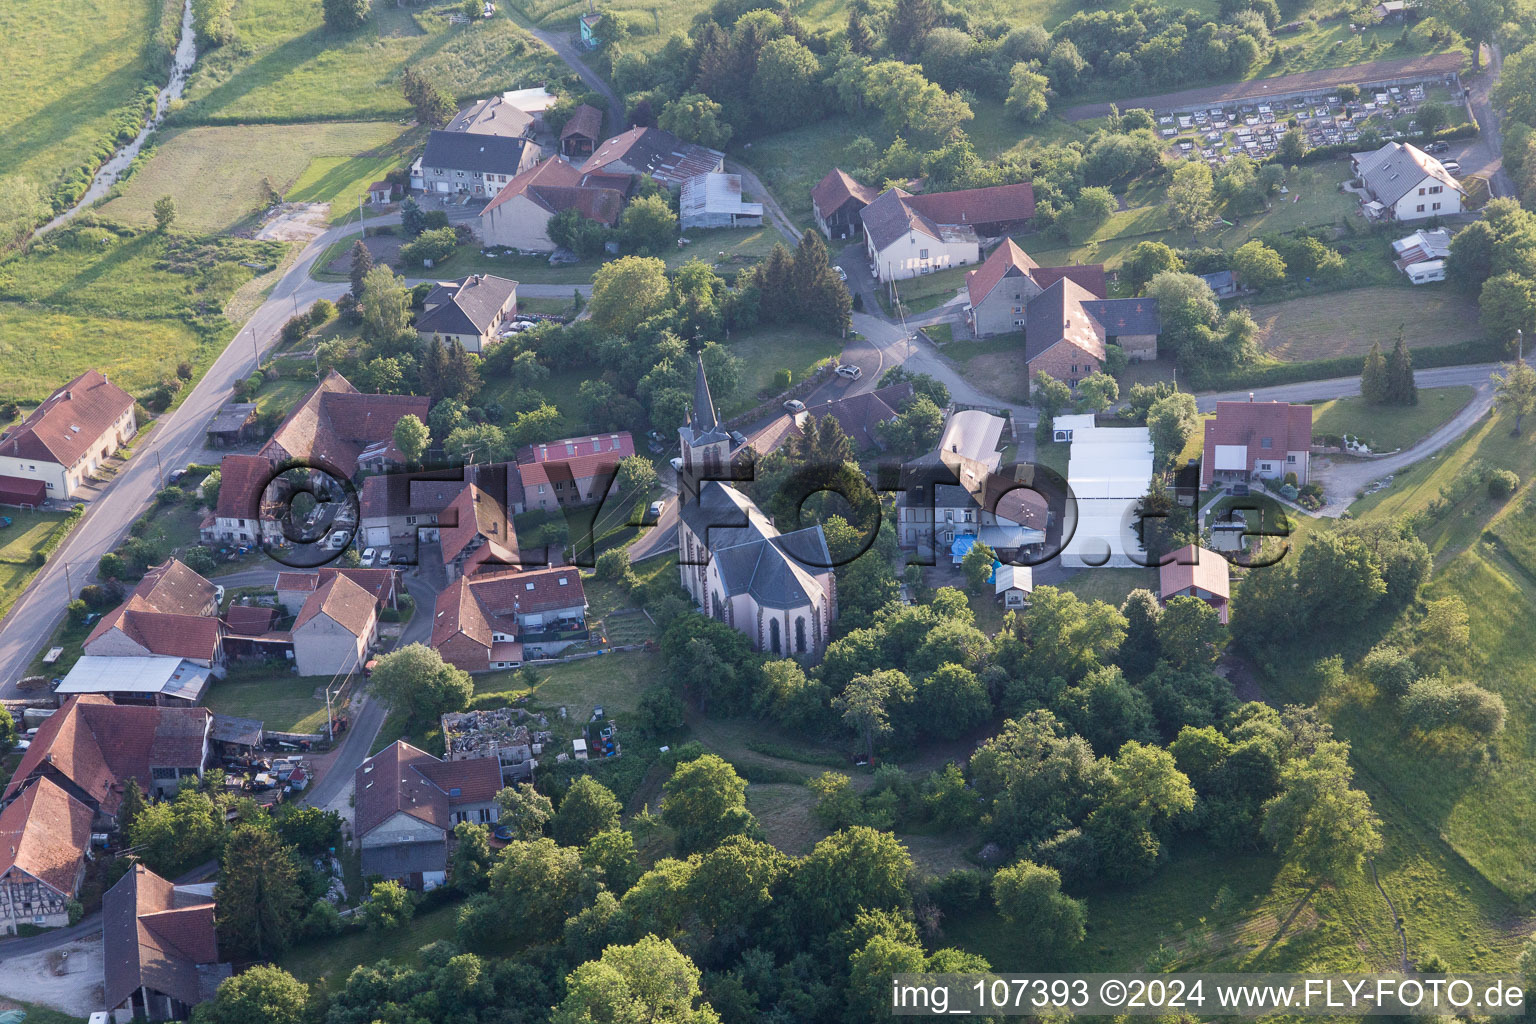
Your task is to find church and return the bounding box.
[675,356,838,658]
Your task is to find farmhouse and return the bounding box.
[965,239,1106,338]
[1024,278,1162,387]
[446,93,538,139]
[479,158,624,253]
[811,168,878,240]
[355,740,502,890]
[1201,399,1313,491]
[290,574,379,676]
[84,558,225,670]
[680,172,763,230]
[441,481,518,580]
[432,567,588,671]
[514,432,633,513]
[415,274,520,354]
[1060,421,1155,568]
[580,126,724,188]
[275,567,401,614]
[860,182,1036,281]
[0,777,94,936]
[103,864,228,1022]
[3,695,212,826]
[357,464,515,551]
[201,453,271,545]
[1159,543,1232,623]
[413,129,539,197]
[0,369,136,501]
[1351,141,1465,221]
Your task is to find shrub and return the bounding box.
[181,546,217,576]
[309,298,335,324]
[175,361,194,381]
[68,599,89,624]
[773,368,792,390]
[1360,643,1416,696]
[1489,469,1519,499]
[594,548,632,582]
[399,227,457,267]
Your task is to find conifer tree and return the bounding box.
[1360,340,1389,405]
[348,239,374,299]
[1386,331,1417,406]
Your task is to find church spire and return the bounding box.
[691,351,718,433]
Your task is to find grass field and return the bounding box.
[102,122,412,233]
[1309,386,1474,452]
[205,674,331,734]
[1252,286,1485,362]
[0,510,70,565]
[0,304,208,405]
[175,1,563,125]
[0,0,168,192]
[280,900,462,986]
[721,324,844,418]
[471,650,657,723]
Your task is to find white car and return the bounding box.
[670,457,684,472]
[1441,160,1461,174]
[360,547,377,567]
[379,548,392,566]
[835,364,862,380]
[647,500,665,522]
[327,530,351,550]
[213,585,225,605]
[784,399,806,413]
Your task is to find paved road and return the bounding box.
[513,16,624,132]
[1197,362,1502,411]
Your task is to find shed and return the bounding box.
[56,655,212,705]
[679,173,764,230]
[994,563,1033,608]
[368,181,393,205]
[0,475,47,507]
[211,714,265,753]
[205,403,258,448]
[1052,413,1097,443]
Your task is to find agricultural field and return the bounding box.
[174,1,564,125]
[0,0,172,193]
[0,305,208,406]
[1251,286,1485,362]
[101,121,413,233]
[1309,385,1474,452]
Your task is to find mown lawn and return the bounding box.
[103,122,413,233]
[205,673,331,734]
[1250,286,1485,363]
[1309,386,1474,452]
[280,900,462,987]
[0,304,209,405]
[0,509,69,565]
[471,650,657,724]
[1056,567,1158,606]
[175,2,563,125]
[0,0,168,190]
[721,324,844,418]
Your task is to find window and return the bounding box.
[554,480,564,491]
[919,248,929,259]
[1287,454,1297,463]
[1416,204,1425,212]
[449,787,462,797]
[1433,202,1441,210]
[963,509,974,523]
[769,618,781,654]
[406,516,416,525]
[1014,319,1025,327]
[1071,364,1078,374]
[1429,185,1443,194]
[151,767,177,780]
[537,484,545,494]
[1260,437,1273,449]
[479,808,493,823]
[1418,187,1426,195]
[795,617,807,654]
[454,810,468,823]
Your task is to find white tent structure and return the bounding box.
[1060,423,1154,568]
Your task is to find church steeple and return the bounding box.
[690,352,718,434]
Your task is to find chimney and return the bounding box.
[63,391,72,401]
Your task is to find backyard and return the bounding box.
[0,508,73,620]
[174,2,564,125]
[102,122,414,233]
[204,672,332,734]
[1309,385,1474,452]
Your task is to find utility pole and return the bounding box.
[154,449,164,488]
[251,325,260,370]
[62,560,72,597]
[1519,328,1524,363]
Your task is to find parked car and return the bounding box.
[1425,141,1450,154]
[835,364,862,380]
[326,530,351,550]
[784,399,806,413]
[670,457,684,472]
[1441,160,1461,174]
[379,548,392,566]
[360,547,377,566]
[214,585,225,605]
[646,500,665,522]
[167,469,186,484]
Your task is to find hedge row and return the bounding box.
[1197,336,1507,391]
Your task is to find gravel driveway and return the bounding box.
[0,937,105,1017]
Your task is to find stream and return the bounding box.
[36,0,199,237]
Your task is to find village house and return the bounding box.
[811,168,878,240]
[358,464,515,552]
[514,432,633,513]
[441,481,518,580]
[479,157,625,253]
[559,103,603,158]
[415,274,520,354]
[3,695,212,827]
[858,181,1036,281]
[897,410,1048,563]
[679,172,763,230]
[355,740,502,890]
[201,453,272,545]
[744,382,916,457]
[965,239,1107,338]
[580,126,724,188]
[1351,141,1465,221]
[0,369,136,502]
[1201,399,1314,492]
[103,864,228,1022]
[445,93,539,139]
[432,566,588,670]
[368,181,393,205]
[84,559,225,671]
[0,777,94,935]
[275,567,401,615]
[1159,543,1232,623]
[412,129,539,197]
[290,574,379,676]
[1023,277,1163,387]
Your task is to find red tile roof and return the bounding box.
[3,696,210,817]
[811,167,877,216]
[223,605,276,635]
[354,741,499,839]
[1159,543,1231,604]
[261,370,428,475]
[276,568,399,605]
[417,757,502,805]
[432,567,586,650]
[904,182,1035,230]
[965,239,1039,308]
[0,370,133,467]
[293,574,378,639]
[214,453,275,520]
[432,576,495,649]
[85,604,223,662]
[516,432,633,488]
[1200,401,1314,487]
[1029,263,1107,299]
[560,103,603,142]
[440,483,515,564]
[0,776,93,897]
[133,559,217,617]
[103,864,222,1010]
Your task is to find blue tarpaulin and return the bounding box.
[950,534,976,565]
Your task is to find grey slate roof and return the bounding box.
[362,840,449,879]
[1024,278,1108,363]
[417,274,518,336]
[1353,141,1464,207]
[421,130,535,176]
[860,188,941,251]
[679,482,831,610]
[680,353,731,447]
[580,127,723,187]
[1081,297,1161,337]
